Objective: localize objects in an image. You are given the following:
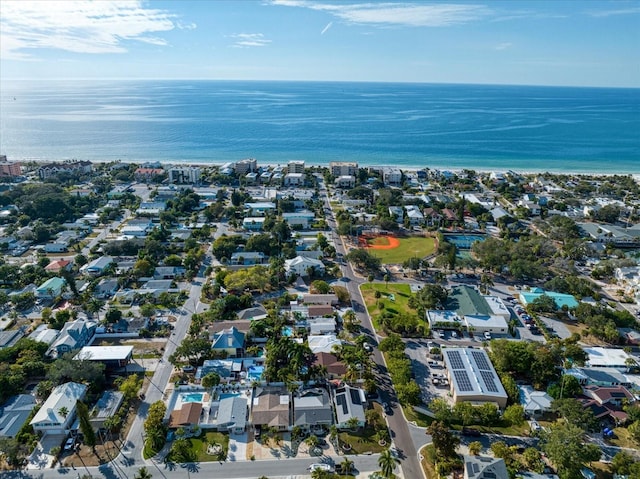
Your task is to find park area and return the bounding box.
[360,283,419,330]
[361,234,436,264]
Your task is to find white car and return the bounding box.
[308,463,333,472]
[483,331,492,340]
[451,331,458,339]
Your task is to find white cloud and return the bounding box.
[495,42,512,50]
[0,1,179,60]
[587,6,640,17]
[229,33,271,48]
[271,1,491,27]
[321,21,333,35]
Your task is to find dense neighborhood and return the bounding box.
[0,155,639,479]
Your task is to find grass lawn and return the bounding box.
[191,431,230,462]
[360,283,417,330]
[338,427,387,455]
[451,421,530,437]
[610,427,639,450]
[369,236,436,264]
[403,407,433,428]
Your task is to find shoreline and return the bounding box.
[13,157,640,178]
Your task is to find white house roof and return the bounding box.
[519,385,553,413]
[285,256,325,270]
[75,346,134,361]
[307,334,342,354]
[584,347,633,370]
[30,382,87,427]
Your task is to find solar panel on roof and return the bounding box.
[479,370,499,393]
[448,350,465,369]
[472,351,491,371]
[336,393,348,415]
[452,369,474,392]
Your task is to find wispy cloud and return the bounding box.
[0,1,181,60]
[229,33,271,48]
[272,1,491,27]
[321,21,333,35]
[587,6,640,17]
[494,42,512,51]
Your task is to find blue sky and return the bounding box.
[1,0,639,87]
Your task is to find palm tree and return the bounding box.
[305,434,319,451]
[480,273,494,294]
[378,449,400,478]
[133,466,153,479]
[341,457,355,475]
[58,407,68,419]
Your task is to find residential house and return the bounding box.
[333,385,367,429]
[335,175,356,188]
[136,201,166,216]
[583,385,634,408]
[30,382,88,435]
[28,324,60,346]
[45,259,72,273]
[405,205,424,226]
[230,252,267,266]
[519,386,553,418]
[307,317,337,335]
[75,346,133,369]
[95,278,119,298]
[35,277,66,299]
[90,391,125,430]
[168,403,202,431]
[388,206,404,223]
[38,161,92,180]
[47,319,97,358]
[44,242,68,253]
[284,256,325,277]
[463,456,508,479]
[82,256,114,276]
[383,168,402,186]
[214,396,248,434]
[0,395,36,438]
[282,211,316,229]
[245,202,276,216]
[134,167,164,181]
[138,279,174,297]
[293,388,333,431]
[251,387,291,432]
[243,217,266,231]
[211,326,245,358]
[0,330,24,349]
[301,294,339,306]
[154,266,185,280]
[308,334,342,354]
[314,352,347,379]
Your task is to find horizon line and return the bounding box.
[1,77,639,90]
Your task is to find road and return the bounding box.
[319,180,425,479]
[7,454,382,479]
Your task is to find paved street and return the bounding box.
[319,180,423,479]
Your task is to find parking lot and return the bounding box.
[403,339,453,406]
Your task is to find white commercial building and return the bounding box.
[442,348,508,409]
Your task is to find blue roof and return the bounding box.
[212,327,245,350]
[519,290,579,309]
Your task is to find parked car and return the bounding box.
[383,402,393,414]
[451,331,458,339]
[64,437,76,451]
[363,342,372,352]
[308,463,333,472]
[461,428,482,437]
[437,330,445,338]
[483,331,492,340]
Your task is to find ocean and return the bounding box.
[1,80,639,173]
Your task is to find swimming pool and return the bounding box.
[445,234,486,250]
[247,365,264,382]
[282,326,293,337]
[180,392,204,403]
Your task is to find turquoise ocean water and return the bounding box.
[0,80,638,173]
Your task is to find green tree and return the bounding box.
[117,374,143,402]
[468,441,482,455]
[139,303,156,318]
[427,420,459,458]
[502,404,525,426]
[378,449,400,478]
[541,423,601,479]
[133,466,153,479]
[522,447,545,473]
[76,400,97,451]
[144,401,167,457]
[201,372,221,389]
[547,374,583,400]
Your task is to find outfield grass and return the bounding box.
[360,283,416,329]
[369,236,436,264]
